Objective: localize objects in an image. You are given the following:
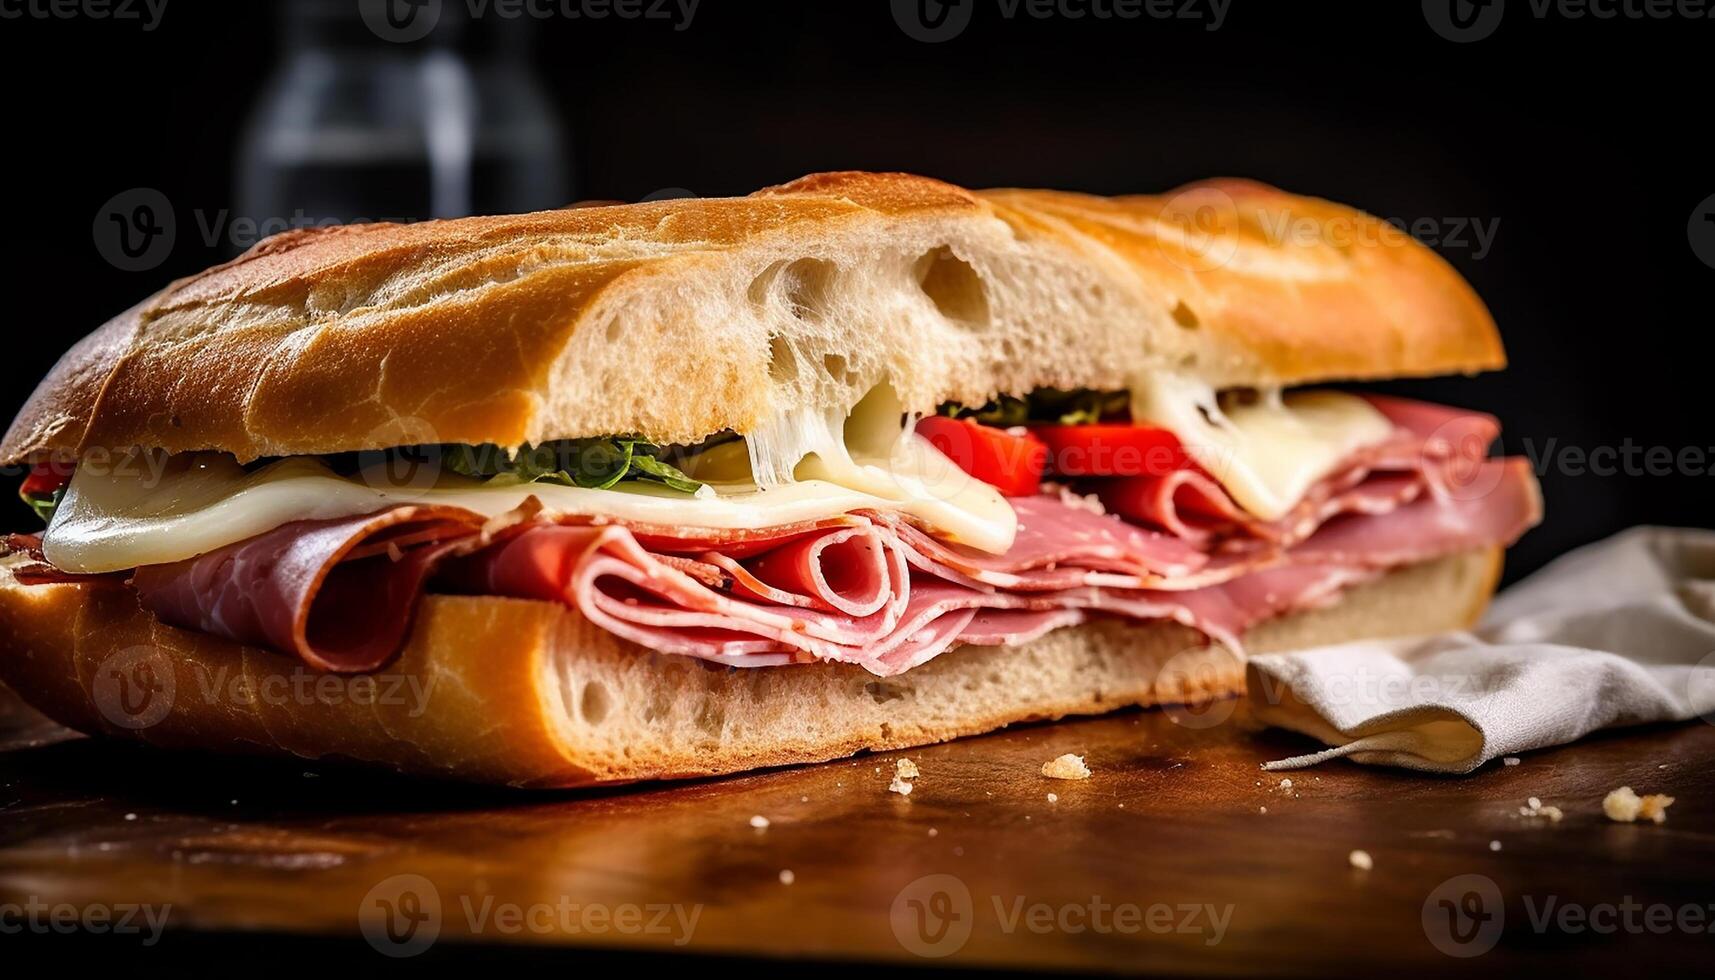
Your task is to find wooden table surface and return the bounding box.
[1,686,1710,975]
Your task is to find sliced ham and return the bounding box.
[1365,394,1500,453]
[104,397,1541,678]
[870,494,1208,591]
[131,507,492,672]
[1290,458,1542,566]
[960,608,1088,647]
[707,525,897,617]
[1090,395,1501,548]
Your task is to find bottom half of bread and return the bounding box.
[0,548,1501,787]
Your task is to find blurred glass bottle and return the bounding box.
[237,0,569,243]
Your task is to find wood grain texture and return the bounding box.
[0,685,1708,974]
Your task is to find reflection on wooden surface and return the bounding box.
[1,683,1710,973]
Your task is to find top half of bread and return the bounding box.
[1,172,1502,467]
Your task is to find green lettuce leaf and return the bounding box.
[22,487,63,525]
[938,388,1128,426]
[445,438,703,494]
[626,453,705,494]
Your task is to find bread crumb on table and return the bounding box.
[1516,797,1564,822]
[1349,849,1373,871]
[1046,792,1059,804]
[888,758,919,796]
[1502,757,1521,766]
[1603,786,1674,824]
[1041,753,1091,780]
[749,814,771,830]
[778,869,795,885]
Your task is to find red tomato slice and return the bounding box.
[20,461,73,498]
[1033,424,1188,478]
[915,417,1048,497]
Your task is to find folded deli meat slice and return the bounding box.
[127,509,869,672]
[871,495,1208,591]
[1093,396,1502,547]
[124,402,1541,677]
[131,507,493,672]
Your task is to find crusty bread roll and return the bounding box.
[0,172,1499,465]
[0,548,1500,787]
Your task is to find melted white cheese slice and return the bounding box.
[44,433,1019,575]
[41,376,1390,574]
[1130,374,1394,521]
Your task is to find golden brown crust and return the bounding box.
[981,181,1505,386]
[1,171,1502,466]
[0,548,1502,787]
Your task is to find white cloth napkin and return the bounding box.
[1246,527,1715,773]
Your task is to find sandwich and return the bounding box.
[0,172,1541,786]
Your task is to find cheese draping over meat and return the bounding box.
[119,397,1541,676]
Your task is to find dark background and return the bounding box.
[0,0,1705,580]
